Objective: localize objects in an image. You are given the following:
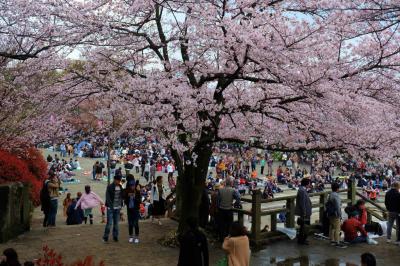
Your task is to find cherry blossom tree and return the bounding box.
[2,0,400,231]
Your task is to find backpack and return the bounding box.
[40,181,50,207]
[325,198,336,217]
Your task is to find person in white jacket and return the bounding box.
[75,185,104,224]
[151,176,167,225]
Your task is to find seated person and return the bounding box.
[341,207,376,244]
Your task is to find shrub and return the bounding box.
[0,148,47,206]
[36,245,105,266]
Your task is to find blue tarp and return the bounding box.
[77,141,92,151]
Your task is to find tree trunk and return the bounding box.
[174,143,212,234]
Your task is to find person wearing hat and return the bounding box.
[123,179,142,243]
[103,175,123,243]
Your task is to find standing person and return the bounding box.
[149,162,156,182]
[62,193,72,217]
[217,179,240,241]
[144,161,150,182]
[151,176,166,225]
[123,180,142,243]
[75,185,104,225]
[40,179,51,227]
[66,197,84,225]
[178,218,209,266]
[295,178,312,245]
[168,175,176,191]
[222,222,250,266]
[167,161,174,179]
[326,182,344,248]
[47,172,60,227]
[133,156,140,174]
[384,181,400,244]
[124,160,133,177]
[260,157,266,175]
[60,143,66,157]
[199,183,210,228]
[267,157,273,176]
[103,175,123,243]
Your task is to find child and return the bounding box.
[63,193,72,217]
[100,204,106,223]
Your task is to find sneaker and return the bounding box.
[158,220,162,226]
[113,237,119,242]
[134,238,139,244]
[387,239,392,244]
[129,237,134,243]
[102,238,108,244]
[335,243,347,249]
[367,238,378,245]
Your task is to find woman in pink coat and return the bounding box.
[75,185,104,224]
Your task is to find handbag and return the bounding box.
[216,257,228,266]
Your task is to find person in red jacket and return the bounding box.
[341,207,369,244]
[355,200,367,226]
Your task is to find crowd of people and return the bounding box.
[31,139,400,265]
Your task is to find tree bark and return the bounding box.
[174,142,213,234]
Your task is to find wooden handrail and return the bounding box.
[356,192,387,213]
[231,180,357,246]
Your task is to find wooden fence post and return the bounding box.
[285,198,295,228]
[319,193,328,224]
[238,211,244,227]
[271,213,277,232]
[347,178,356,206]
[251,190,261,245]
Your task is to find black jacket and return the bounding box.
[385,188,400,213]
[178,229,209,266]
[105,183,123,208]
[66,201,84,225]
[123,187,141,211]
[295,186,312,218]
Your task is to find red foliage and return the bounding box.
[36,246,105,266]
[0,148,48,206]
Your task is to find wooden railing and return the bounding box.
[233,180,356,246]
[355,191,396,230]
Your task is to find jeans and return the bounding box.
[350,235,367,244]
[297,217,310,244]
[260,166,265,175]
[217,209,233,240]
[103,208,120,240]
[48,199,58,226]
[43,210,49,227]
[387,212,400,241]
[127,208,140,236]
